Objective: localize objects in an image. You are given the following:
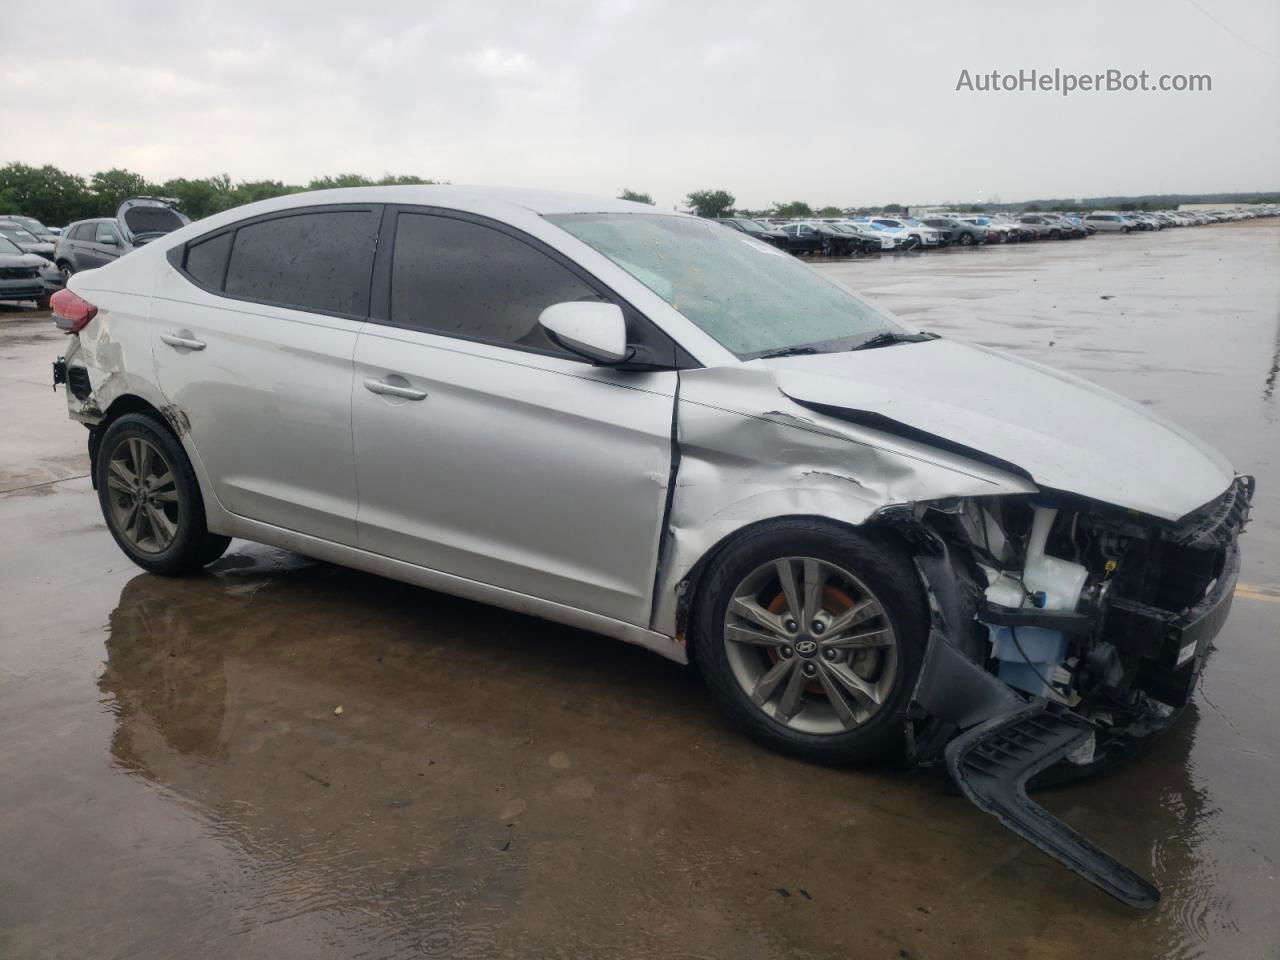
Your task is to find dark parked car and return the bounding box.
[0,214,60,244]
[776,221,827,255]
[54,197,188,277]
[0,235,61,308]
[827,221,888,254]
[717,217,790,249]
[0,220,56,260]
[921,216,987,246]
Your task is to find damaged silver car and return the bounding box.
[50,187,1252,909]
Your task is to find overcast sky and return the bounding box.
[4,0,1278,209]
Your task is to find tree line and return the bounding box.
[4,163,1275,227]
[0,163,439,225]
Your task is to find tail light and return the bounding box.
[51,289,98,334]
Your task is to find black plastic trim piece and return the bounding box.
[945,702,1160,910]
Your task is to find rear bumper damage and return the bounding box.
[900,477,1252,909]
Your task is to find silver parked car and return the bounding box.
[1083,211,1136,233]
[51,187,1251,909]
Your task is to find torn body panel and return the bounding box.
[651,364,1037,637]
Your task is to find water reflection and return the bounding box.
[94,547,1247,959]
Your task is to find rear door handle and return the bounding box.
[363,377,427,401]
[160,333,206,351]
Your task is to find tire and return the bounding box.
[691,519,928,766]
[95,412,230,575]
[1122,226,1131,234]
[1049,229,1061,240]
[58,261,74,280]
[35,295,51,311]
[959,233,974,246]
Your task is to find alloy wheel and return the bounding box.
[105,436,180,553]
[722,557,898,735]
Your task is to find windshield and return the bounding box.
[549,213,901,359]
[17,217,48,234]
[0,236,23,255]
[736,219,766,234]
[0,225,38,243]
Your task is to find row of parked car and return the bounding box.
[716,206,1278,257]
[2,197,1276,308]
[0,198,191,308]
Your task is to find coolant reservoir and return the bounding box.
[983,505,1088,699]
[1021,505,1088,611]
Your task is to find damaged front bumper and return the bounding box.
[902,477,1252,909]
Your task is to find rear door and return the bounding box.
[153,205,379,545]
[351,207,679,625]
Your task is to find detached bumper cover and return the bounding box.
[946,703,1160,910]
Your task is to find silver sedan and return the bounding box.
[51,186,1251,907]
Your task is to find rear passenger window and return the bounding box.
[390,213,600,355]
[73,224,95,241]
[183,232,232,290]
[224,209,378,316]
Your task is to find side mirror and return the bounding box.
[539,301,629,364]
[100,235,117,245]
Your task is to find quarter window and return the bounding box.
[389,213,600,355]
[183,232,232,290]
[223,209,378,316]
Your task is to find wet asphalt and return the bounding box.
[1,220,1277,960]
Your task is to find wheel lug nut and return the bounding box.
[784,619,798,633]
[802,663,817,676]
[823,648,837,661]
[811,620,825,634]
[780,646,793,658]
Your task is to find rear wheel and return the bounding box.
[58,261,74,280]
[692,520,927,765]
[959,233,974,246]
[96,413,230,574]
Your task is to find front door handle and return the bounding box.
[160,332,206,351]
[363,377,428,401]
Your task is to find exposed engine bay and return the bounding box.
[891,476,1254,907]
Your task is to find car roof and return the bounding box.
[239,185,665,217]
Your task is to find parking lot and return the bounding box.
[1,219,1277,959]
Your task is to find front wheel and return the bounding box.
[96,413,230,574]
[692,520,927,766]
[58,262,74,280]
[959,233,974,246]
[1122,226,1131,233]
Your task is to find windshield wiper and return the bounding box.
[756,345,821,359]
[849,331,939,352]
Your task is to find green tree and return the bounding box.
[159,175,236,220]
[375,174,437,186]
[685,189,735,219]
[618,188,654,205]
[308,173,376,190]
[90,168,159,212]
[0,162,94,224]
[231,180,302,205]
[816,205,844,218]
[772,200,812,218]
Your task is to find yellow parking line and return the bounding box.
[1235,584,1280,604]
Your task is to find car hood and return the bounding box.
[0,252,52,269]
[763,338,1234,521]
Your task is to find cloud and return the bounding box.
[0,0,1276,209]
